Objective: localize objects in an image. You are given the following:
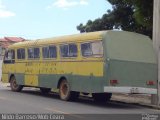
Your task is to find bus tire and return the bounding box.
[92,93,112,103]
[59,79,79,101]
[40,88,51,94]
[10,76,23,92]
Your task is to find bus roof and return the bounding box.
[9,31,106,48]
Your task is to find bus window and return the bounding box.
[49,46,57,58]
[60,44,77,58]
[81,41,103,57]
[34,48,40,58]
[91,41,103,57]
[28,48,34,59]
[4,49,15,63]
[42,47,49,58]
[17,48,25,59]
[60,45,68,57]
[42,46,57,59]
[28,48,40,59]
[69,44,78,57]
[81,43,92,57]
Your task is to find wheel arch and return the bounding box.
[57,76,67,89]
[9,74,15,83]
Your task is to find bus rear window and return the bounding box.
[81,41,103,57]
[28,48,40,59]
[60,44,78,58]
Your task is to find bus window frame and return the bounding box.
[59,43,78,59]
[80,40,104,58]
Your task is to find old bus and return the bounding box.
[1,31,157,102]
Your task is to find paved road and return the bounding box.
[0,83,159,120]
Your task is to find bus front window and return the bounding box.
[4,50,15,63]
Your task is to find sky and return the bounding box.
[0,0,112,40]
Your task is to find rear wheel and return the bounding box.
[40,88,51,94]
[92,93,112,103]
[59,79,79,101]
[10,76,23,92]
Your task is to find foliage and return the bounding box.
[77,0,153,38]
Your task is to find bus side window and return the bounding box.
[28,48,40,59]
[42,46,57,59]
[81,43,92,57]
[17,48,25,59]
[4,50,15,64]
[34,48,40,58]
[91,41,103,57]
[81,41,103,57]
[42,47,49,58]
[69,44,78,57]
[49,46,57,58]
[60,44,77,58]
[60,45,68,58]
[28,48,34,59]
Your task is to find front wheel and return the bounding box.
[59,79,79,101]
[10,76,23,92]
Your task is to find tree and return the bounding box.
[77,0,153,38]
[77,10,115,33]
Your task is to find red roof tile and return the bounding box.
[0,42,10,48]
[4,37,25,42]
[0,38,7,42]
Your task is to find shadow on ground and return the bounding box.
[9,89,142,110]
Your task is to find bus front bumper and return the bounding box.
[104,86,157,94]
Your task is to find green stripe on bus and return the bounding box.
[15,73,25,85]
[38,74,104,93]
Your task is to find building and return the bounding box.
[0,37,25,59]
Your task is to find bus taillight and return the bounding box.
[146,81,155,85]
[110,80,118,85]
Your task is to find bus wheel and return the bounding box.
[40,88,51,94]
[59,79,79,101]
[10,76,23,92]
[92,93,112,103]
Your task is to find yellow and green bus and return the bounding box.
[1,31,157,102]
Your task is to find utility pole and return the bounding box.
[153,0,160,106]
